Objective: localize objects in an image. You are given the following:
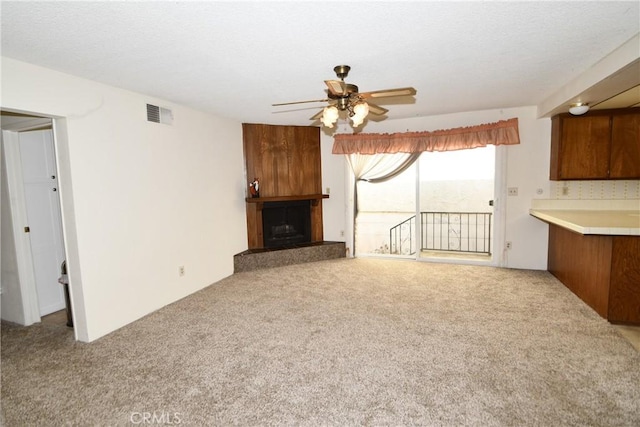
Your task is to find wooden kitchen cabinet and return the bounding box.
[610,113,640,178]
[550,107,640,180]
[608,237,640,323]
[548,224,640,324]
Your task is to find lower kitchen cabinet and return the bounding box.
[548,223,640,324]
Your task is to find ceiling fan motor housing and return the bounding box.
[328,83,359,111]
[337,97,350,111]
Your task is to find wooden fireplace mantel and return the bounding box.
[245,194,329,205]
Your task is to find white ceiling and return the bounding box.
[2,1,639,127]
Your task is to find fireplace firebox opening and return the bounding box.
[262,200,312,248]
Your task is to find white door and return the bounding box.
[19,129,66,316]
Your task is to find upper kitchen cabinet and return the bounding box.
[550,107,640,180]
[610,113,640,178]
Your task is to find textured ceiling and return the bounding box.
[2,1,639,127]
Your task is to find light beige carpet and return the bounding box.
[2,258,639,426]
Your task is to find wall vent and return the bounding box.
[146,104,173,125]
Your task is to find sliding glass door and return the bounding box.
[354,146,495,263]
[417,146,495,262]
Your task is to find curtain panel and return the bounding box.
[332,118,520,155]
[345,152,420,255]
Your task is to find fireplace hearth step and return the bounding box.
[233,241,346,273]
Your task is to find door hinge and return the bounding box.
[24,226,30,233]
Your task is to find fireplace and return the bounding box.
[239,123,344,271]
[242,123,327,250]
[262,200,311,248]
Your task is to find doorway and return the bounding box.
[417,146,495,262]
[1,113,67,323]
[355,145,502,265]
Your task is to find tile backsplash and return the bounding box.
[551,180,640,200]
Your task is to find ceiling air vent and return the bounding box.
[146,104,173,125]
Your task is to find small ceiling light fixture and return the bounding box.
[569,102,590,115]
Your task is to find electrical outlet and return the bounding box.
[179,266,185,277]
[506,242,512,250]
[326,187,331,194]
[562,186,569,196]
[340,230,345,237]
[508,187,518,196]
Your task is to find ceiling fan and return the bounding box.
[272,65,417,128]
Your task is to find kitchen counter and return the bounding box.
[529,199,640,236]
[532,199,640,325]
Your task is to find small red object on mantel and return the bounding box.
[249,178,260,198]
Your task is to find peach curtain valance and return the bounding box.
[332,118,520,155]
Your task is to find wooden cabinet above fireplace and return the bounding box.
[242,123,328,249]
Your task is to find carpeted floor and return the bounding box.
[2,258,639,426]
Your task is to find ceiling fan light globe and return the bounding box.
[353,102,369,118]
[323,106,339,120]
[351,115,365,127]
[321,106,339,128]
[321,118,335,128]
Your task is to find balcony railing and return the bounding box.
[390,212,492,256]
[389,215,416,255]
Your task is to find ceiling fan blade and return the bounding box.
[360,87,417,99]
[310,109,324,120]
[272,98,329,106]
[367,102,389,115]
[325,80,347,96]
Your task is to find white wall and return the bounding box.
[1,58,247,341]
[320,131,347,244]
[336,106,551,270]
[502,108,551,270]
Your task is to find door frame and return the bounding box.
[2,110,88,341]
[492,145,507,266]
